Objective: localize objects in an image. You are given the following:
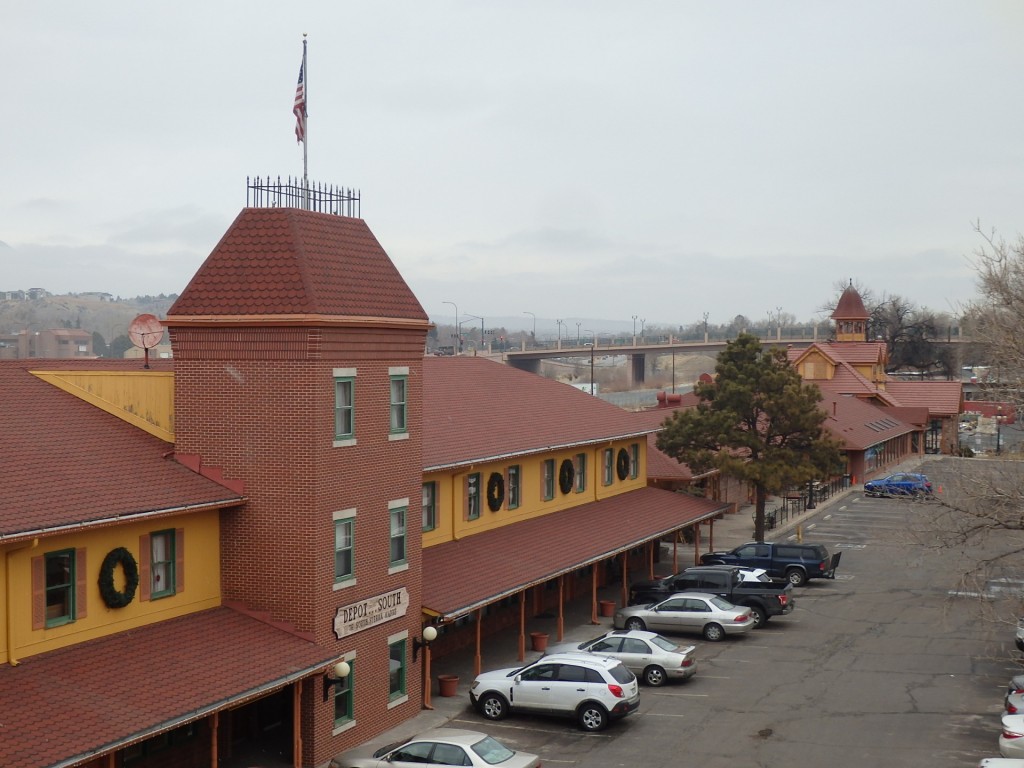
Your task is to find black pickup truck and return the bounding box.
[699,541,841,587]
[628,565,795,628]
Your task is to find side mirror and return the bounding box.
[514,674,522,684]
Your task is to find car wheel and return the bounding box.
[703,622,725,641]
[577,702,608,731]
[786,568,807,587]
[478,692,508,721]
[625,617,646,631]
[643,665,667,686]
[748,606,766,628]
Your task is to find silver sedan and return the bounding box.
[547,629,697,686]
[613,592,756,641]
[334,727,541,768]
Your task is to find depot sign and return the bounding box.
[333,587,408,639]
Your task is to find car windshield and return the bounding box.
[372,740,406,759]
[579,633,610,650]
[649,634,679,652]
[709,595,735,610]
[471,736,516,764]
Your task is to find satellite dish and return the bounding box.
[128,314,164,369]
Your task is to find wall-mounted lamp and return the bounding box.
[413,625,438,662]
[322,659,351,701]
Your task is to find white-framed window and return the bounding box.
[389,500,409,572]
[466,473,481,520]
[333,368,356,446]
[574,452,587,493]
[602,448,614,486]
[507,465,521,509]
[150,530,176,599]
[389,367,408,437]
[43,549,76,626]
[333,509,356,587]
[422,482,437,532]
[541,458,555,500]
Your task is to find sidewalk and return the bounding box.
[330,473,878,764]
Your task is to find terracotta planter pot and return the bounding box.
[437,674,459,697]
[530,631,549,652]
[599,600,616,618]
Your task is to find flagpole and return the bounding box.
[302,34,308,210]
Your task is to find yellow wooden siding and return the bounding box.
[422,440,645,547]
[0,509,220,664]
[31,370,175,442]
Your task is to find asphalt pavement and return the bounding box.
[329,463,921,766]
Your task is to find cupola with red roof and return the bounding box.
[830,281,869,343]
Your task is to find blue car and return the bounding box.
[863,472,933,498]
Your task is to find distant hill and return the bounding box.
[0,292,178,343]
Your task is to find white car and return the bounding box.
[981,759,1024,767]
[469,651,640,731]
[334,728,541,768]
[1000,714,1024,758]
[1016,617,1024,651]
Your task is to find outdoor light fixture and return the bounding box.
[413,625,438,662]
[322,659,351,701]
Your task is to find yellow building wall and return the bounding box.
[423,439,645,547]
[31,369,175,442]
[797,351,835,381]
[0,509,220,664]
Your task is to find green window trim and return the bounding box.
[389,506,407,566]
[602,448,614,486]
[390,375,408,434]
[334,518,355,583]
[507,465,521,509]
[388,639,407,700]
[334,659,354,726]
[574,452,587,492]
[629,443,639,479]
[542,458,555,500]
[334,377,355,440]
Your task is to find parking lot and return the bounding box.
[348,458,1023,767]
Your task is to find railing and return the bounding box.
[246,175,361,217]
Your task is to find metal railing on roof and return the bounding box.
[246,175,361,218]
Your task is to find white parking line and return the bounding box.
[646,691,709,698]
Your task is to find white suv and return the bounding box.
[469,652,640,731]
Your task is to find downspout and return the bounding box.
[6,538,39,666]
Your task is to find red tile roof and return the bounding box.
[422,486,728,618]
[790,341,886,366]
[168,208,427,322]
[422,357,656,469]
[819,392,916,450]
[645,435,695,481]
[884,380,963,417]
[0,360,243,544]
[831,285,869,319]
[0,607,336,768]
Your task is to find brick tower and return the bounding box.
[166,207,430,764]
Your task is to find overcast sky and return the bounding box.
[3,2,1023,331]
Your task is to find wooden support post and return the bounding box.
[591,567,599,624]
[647,540,655,579]
[210,711,219,768]
[693,522,700,565]
[672,530,678,573]
[557,575,564,641]
[518,592,526,661]
[620,551,629,607]
[423,644,434,710]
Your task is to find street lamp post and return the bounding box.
[461,314,483,352]
[639,318,646,342]
[703,312,709,343]
[556,319,564,348]
[632,315,638,341]
[523,311,536,347]
[585,330,596,395]
[443,301,459,353]
[576,322,581,345]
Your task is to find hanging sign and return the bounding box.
[333,587,408,639]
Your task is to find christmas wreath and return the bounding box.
[615,449,630,481]
[486,472,505,512]
[558,459,575,495]
[98,547,140,609]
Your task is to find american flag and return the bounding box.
[293,61,306,143]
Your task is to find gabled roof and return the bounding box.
[422,357,656,469]
[422,486,727,619]
[884,380,963,417]
[645,435,697,481]
[831,285,869,320]
[0,607,335,768]
[0,360,243,544]
[818,363,897,402]
[167,208,427,323]
[789,341,886,367]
